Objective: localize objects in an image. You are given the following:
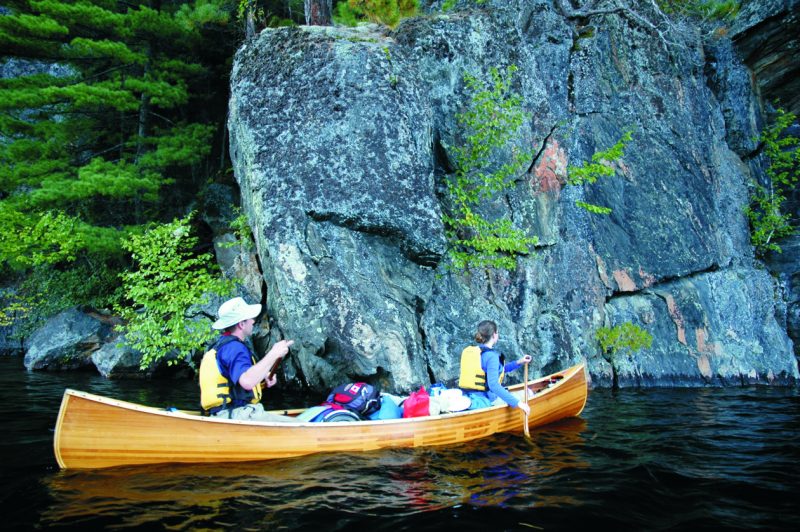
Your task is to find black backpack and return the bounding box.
[324,382,381,418]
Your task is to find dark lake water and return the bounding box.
[2,355,798,531]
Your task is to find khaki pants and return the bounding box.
[213,403,302,423]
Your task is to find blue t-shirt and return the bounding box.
[215,337,255,408]
[479,346,522,407]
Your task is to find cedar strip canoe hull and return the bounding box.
[54,363,587,469]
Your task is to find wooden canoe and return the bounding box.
[54,362,588,469]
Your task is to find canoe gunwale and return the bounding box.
[58,362,584,427]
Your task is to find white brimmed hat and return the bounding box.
[212,297,262,330]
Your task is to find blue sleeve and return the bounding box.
[484,351,519,407]
[218,341,254,386]
[504,359,522,373]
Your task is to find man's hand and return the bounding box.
[517,401,530,416]
[265,339,294,382]
[518,354,532,364]
[239,339,294,392]
[268,339,294,359]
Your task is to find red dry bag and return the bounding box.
[402,386,430,418]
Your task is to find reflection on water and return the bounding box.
[41,418,592,529]
[1,357,798,531]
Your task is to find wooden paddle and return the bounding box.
[267,354,286,381]
[260,356,284,391]
[523,361,530,438]
[262,341,293,389]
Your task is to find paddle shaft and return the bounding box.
[523,362,530,437]
[267,356,283,381]
[266,342,293,382]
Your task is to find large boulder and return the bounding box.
[91,333,147,378]
[228,1,797,391]
[24,308,115,371]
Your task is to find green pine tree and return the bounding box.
[0,0,237,325]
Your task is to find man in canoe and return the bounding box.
[459,320,531,416]
[199,297,301,422]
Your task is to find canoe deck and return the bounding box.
[54,363,587,469]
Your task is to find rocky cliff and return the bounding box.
[730,0,800,364]
[227,0,798,391]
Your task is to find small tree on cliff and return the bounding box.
[744,108,800,255]
[596,321,653,389]
[443,65,538,271]
[567,130,634,214]
[443,65,633,270]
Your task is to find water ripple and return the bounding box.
[0,358,798,530]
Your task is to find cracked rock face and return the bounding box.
[731,0,800,117]
[228,0,797,391]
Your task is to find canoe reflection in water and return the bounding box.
[41,417,589,529]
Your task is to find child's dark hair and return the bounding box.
[475,320,497,344]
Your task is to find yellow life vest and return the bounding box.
[199,336,262,413]
[458,345,505,391]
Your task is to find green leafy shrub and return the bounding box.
[4,263,120,338]
[658,0,740,21]
[745,108,800,255]
[0,210,83,269]
[0,291,28,329]
[335,0,418,28]
[117,213,233,369]
[219,206,255,250]
[596,321,653,388]
[567,130,634,215]
[444,65,538,271]
[596,321,653,362]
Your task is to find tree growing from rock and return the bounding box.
[567,129,634,214]
[745,108,800,255]
[443,65,538,271]
[596,321,653,389]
